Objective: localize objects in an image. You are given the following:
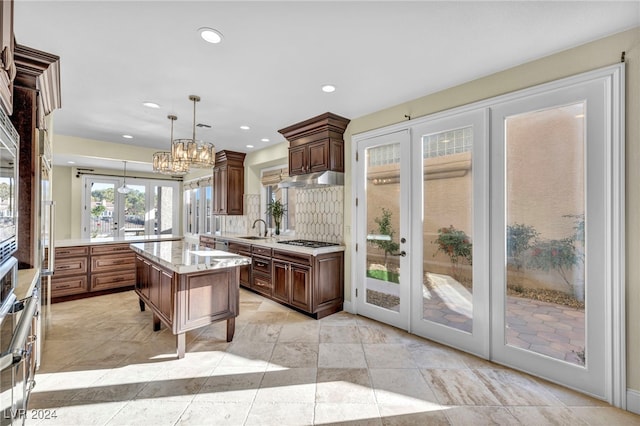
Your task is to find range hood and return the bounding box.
[278,170,344,188]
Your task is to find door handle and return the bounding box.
[392,251,407,257]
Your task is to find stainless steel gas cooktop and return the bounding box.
[277,239,339,248]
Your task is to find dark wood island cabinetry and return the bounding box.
[131,241,251,358]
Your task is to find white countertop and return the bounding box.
[16,268,39,300]
[206,234,346,256]
[130,241,251,274]
[56,234,182,248]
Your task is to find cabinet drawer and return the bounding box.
[252,273,272,296]
[251,245,272,257]
[252,256,271,275]
[229,242,250,253]
[91,271,136,291]
[55,246,89,258]
[199,236,216,248]
[91,254,136,273]
[52,276,88,297]
[54,257,88,277]
[90,244,132,255]
[273,250,312,266]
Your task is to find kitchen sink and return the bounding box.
[239,236,268,240]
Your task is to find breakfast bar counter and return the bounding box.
[130,241,251,358]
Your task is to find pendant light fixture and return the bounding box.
[171,95,215,169]
[117,160,132,194]
[153,115,189,175]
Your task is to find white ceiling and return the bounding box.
[13,1,639,173]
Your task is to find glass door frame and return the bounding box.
[489,65,625,403]
[409,108,490,359]
[353,129,412,330]
[82,175,181,239]
[349,63,625,407]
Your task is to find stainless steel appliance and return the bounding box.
[38,130,54,368]
[0,110,18,266]
[277,239,338,248]
[0,257,37,426]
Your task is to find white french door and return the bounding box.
[409,109,489,358]
[353,64,624,403]
[82,176,180,239]
[489,67,623,400]
[354,130,411,330]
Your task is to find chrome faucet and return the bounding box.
[252,219,268,237]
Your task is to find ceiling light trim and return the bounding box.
[199,27,223,44]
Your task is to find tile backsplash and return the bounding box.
[214,188,343,244]
[294,186,343,243]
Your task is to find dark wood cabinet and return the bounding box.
[0,0,14,116]
[251,245,272,297]
[52,241,175,301]
[272,256,312,312]
[229,241,251,288]
[213,150,245,215]
[12,44,60,270]
[278,112,350,176]
[51,246,89,297]
[135,256,150,300]
[134,248,240,358]
[135,255,174,325]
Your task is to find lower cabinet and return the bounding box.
[268,249,343,319]
[51,247,89,297]
[273,259,311,312]
[136,255,174,323]
[229,242,251,288]
[52,242,171,301]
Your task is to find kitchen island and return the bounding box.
[130,240,251,358]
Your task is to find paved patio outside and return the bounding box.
[423,273,585,366]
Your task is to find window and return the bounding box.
[82,176,180,238]
[261,166,296,232]
[183,177,213,236]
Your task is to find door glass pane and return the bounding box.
[505,103,585,366]
[194,188,201,234]
[90,182,117,238]
[365,143,401,312]
[123,184,146,236]
[153,185,174,235]
[205,186,212,234]
[422,126,473,333]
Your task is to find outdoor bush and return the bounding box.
[433,225,472,266]
[506,223,539,270]
[369,208,400,267]
[527,238,579,292]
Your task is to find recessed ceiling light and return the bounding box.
[67,161,75,164]
[240,125,250,130]
[321,84,336,93]
[261,138,270,142]
[199,27,223,44]
[122,134,133,139]
[143,102,160,109]
[246,144,254,149]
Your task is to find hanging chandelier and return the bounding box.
[171,95,216,169]
[153,115,189,175]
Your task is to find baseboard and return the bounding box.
[343,300,355,314]
[627,389,640,414]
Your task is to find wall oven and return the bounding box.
[0,111,18,266]
[0,258,38,425]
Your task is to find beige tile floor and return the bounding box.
[28,289,640,425]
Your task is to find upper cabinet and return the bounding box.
[0,0,15,115]
[278,112,350,176]
[213,150,246,215]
